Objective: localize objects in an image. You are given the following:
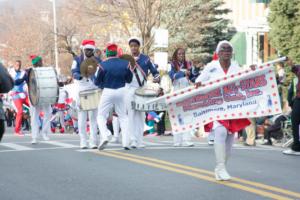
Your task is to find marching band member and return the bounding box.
[71,39,99,149]
[195,41,252,181]
[95,43,133,150]
[9,60,30,136]
[168,48,194,147]
[28,55,53,144]
[127,37,160,148]
[53,77,68,133]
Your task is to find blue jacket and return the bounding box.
[94,57,133,89]
[71,55,102,80]
[168,61,192,82]
[189,66,201,83]
[136,54,159,79]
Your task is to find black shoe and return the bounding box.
[124,147,130,150]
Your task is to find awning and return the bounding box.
[230,32,247,66]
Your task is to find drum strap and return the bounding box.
[133,68,145,87]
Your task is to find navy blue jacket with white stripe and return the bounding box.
[94,57,133,89]
[135,53,159,80]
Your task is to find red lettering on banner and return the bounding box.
[240,75,267,91]
[223,83,246,102]
[176,88,223,111]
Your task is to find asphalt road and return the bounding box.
[1,129,300,200]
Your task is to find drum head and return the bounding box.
[28,68,39,106]
[135,87,158,97]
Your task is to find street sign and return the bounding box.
[154,29,168,48]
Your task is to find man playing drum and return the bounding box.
[95,43,133,150]
[28,55,53,144]
[71,39,99,149]
[126,37,160,148]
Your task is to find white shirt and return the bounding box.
[196,60,241,83]
[195,60,242,130]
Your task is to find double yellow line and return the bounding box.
[94,150,300,200]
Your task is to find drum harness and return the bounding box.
[133,67,147,87]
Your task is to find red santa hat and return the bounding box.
[81,39,96,50]
[105,43,118,57]
[29,55,42,65]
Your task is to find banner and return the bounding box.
[160,65,282,134]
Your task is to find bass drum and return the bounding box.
[28,67,59,106]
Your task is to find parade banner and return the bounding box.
[148,58,285,134]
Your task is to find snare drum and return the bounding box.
[28,67,59,106]
[79,89,102,111]
[133,87,166,111]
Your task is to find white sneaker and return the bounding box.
[208,140,214,145]
[89,141,97,149]
[283,149,300,156]
[80,140,88,149]
[215,164,231,181]
[42,135,50,141]
[98,139,109,150]
[110,137,119,144]
[131,141,137,148]
[173,143,181,147]
[31,138,38,144]
[182,142,194,147]
[137,144,146,148]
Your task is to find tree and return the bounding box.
[268,0,300,62]
[78,0,164,54]
[162,0,234,63]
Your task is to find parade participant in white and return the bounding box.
[53,78,68,133]
[168,48,194,147]
[196,41,252,181]
[95,43,133,150]
[127,37,160,148]
[71,40,99,149]
[27,55,54,144]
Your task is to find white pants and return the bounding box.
[173,132,193,145]
[78,109,98,146]
[97,88,129,147]
[213,125,235,158]
[112,116,121,139]
[30,104,52,139]
[126,86,144,146]
[75,78,99,146]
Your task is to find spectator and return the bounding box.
[283,59,300,155]
[263,114,288,145]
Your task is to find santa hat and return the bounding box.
[105,43,118,57]
[128,37,141,46]
[81,39,96,50]
[30,55,42,65]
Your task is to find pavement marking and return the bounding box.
[0,143,34,151]
[94,151,293,200]
[110,151,300,199]
[41,141,78,148]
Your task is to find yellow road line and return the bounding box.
[94,151,293,200]
[109,151,300,199]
